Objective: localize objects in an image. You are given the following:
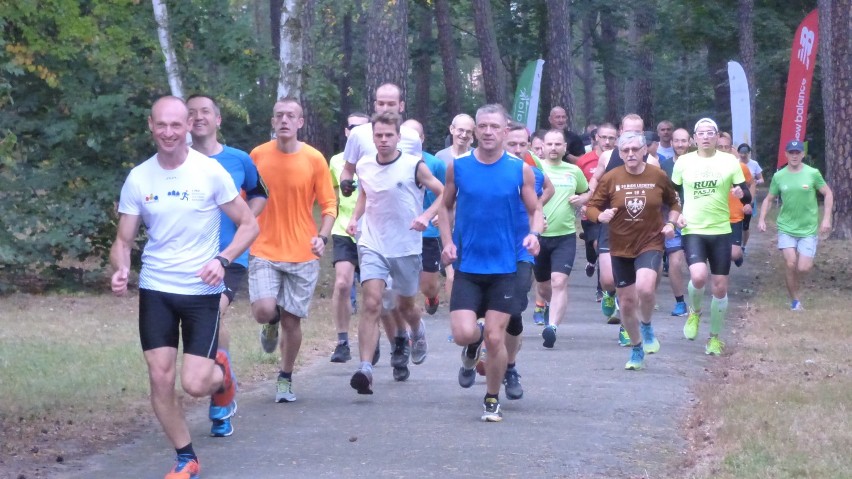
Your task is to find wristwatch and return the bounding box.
[319,235,329,245]
[530,231,541,238]
[214,255,230,268]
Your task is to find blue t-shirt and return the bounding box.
[452,151,523,274]
[515,162,544,264]
[210,145,266,267]
[422,152,447,239]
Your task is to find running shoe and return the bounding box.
[595,289,604,303]
[640,322,660,354]
[165,454,200,479]
[625,345,645,370]
[259,322,279,354]
[618,326,631,347]
[210,418,234,437]
[424,296,439,315]
[371,341,380,366]
[330,342,351,363]
[481,397,503,422]
[533,305,547,326]
[601,292,616,318]
[503,368,523,400]
[390,336,410,368]
[350,368,374,394]
[542,325,557,348]
[410,319,428,364]
[458,367,476,388]
[212,350,236,407]
[461,324,485,369]
[705,336,725,356]
[734,257,744,267]
[683,308,700,340]
[275,377,296,403]
[393,365,410,381]
[584,262,596,277]
[671,301,688,317]
[791,300,804,311]
[209,398,237,421]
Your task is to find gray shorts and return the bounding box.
[357,245,421,299]
[778,233,818,258]
[248,257,320,318]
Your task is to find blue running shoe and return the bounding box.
[640,323,660,354]
[210,417,234,437]
[671,301,688,317]
[791,300,804,311]
[625,344,645,370]
[533,305,547,326]
[542,325,557,348]
[209,398,237,421]
[601,292,616,318]
[166,454,200,479]
[618,326,631,347]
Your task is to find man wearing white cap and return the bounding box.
[671,118,752,356]
[757,140,833,311]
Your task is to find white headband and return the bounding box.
[693,118,719,133]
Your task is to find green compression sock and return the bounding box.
[710,295,728,336]
[688,281,705,312]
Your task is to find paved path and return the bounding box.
[57,242,756,479]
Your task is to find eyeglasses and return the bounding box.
[695,130,717,138]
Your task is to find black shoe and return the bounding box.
[458,367,476,388]
[330,342,351,363]
[584,262,596,278]
[390,336,410,368]
[503,368,524,400]
[350,368,373,394]
[393,365,410,381]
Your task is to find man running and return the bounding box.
[250,98,337,402]
[758,140,833,311]
[659,128,691,317]
[672,118,751,356]
[443,104,541,422]
[110,96,258,478]
[347,112,449,394]
[435,113,476,165]
[586,131,681,370]
[187,94,268,437]
[737,143,764,251]
[656,120,675,161]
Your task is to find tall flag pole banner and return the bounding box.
[728,61,752,149]
[511,59,545,134]
[777,9,819,169]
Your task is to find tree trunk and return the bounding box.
[434,0,462,119]
[270,0,281,61]
[598,10,620,123]
[738,0,756,146]
[151,0,183,98]
[544,0,575,128]
[581,9,597,125]
[413,5,433,123]
[338,9,354,148]
[707,44,731,129]
[819,0,852,239]
[300,0,326,154]
[277,0,301,100]
[367,0,409,107]
[472,0,508,106]
[633,4,655,123]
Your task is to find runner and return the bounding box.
[110,96,258,478]
[435,113,475,165]
[736,143,764,252]
[758,140,833,311]
[328,112,370,363]
[347,112,449,394]
[534,129,590,348]
[443,104,541,422]
[672,118,751,356]
[719,133,755,269]
[187,94,268,437]
[250,97,337,402]
[659,128,691,317]
[586,131,681,369]
[656,120,675,161]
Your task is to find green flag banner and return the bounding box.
[511,59,545,133]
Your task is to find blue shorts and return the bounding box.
[664,227,683,253]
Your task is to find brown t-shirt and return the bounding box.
[586,164,681,258]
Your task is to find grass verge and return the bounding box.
[684,231,852,478]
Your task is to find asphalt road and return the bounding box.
[56,239,757,479]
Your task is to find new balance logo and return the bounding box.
[797,26,815,70]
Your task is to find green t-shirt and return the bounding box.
[541,160,588,237]
[328,152,358,238]
[769,164,827,237]
[672,151,745,235]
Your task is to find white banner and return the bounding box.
[728,61,752,148]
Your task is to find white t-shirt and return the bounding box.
[356,152,424,257]
[118,149,239,295]
[746,159,762,180]
[657,145,675,161]
[343,123,422,165]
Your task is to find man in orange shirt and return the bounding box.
[718,132,754,267]
[249,97,337,403]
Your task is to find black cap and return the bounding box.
[737,143,751,153]
[786,140,804,152]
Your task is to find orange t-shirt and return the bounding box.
[728,162,753,223]
[250,141,337,262]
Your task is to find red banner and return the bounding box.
[777,10,819,169]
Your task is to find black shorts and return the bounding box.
[730,222,744,246]
[332,234,359,268]
[742,213,753,231]
[450,271,516,315]
[533,234,577,282]
[597,223,611,253]
[683,233,732,276]
[612,250,663,288]
[421,237,442,273]
[222,263,247,304]
[581,219,600,246]
[138,289,220,358]
[506,262,533,336]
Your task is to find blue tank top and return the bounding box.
[452,151,523,274]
